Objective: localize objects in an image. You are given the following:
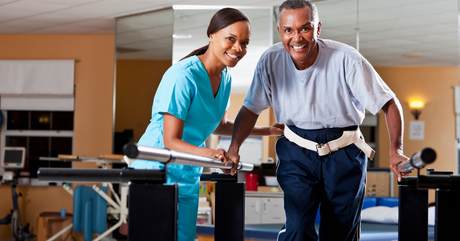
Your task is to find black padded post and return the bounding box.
[214,182,245,241]
[398,177,428,241]
[128,183,178,241]
[435,189,460,240]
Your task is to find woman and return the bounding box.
[131,8,283,241]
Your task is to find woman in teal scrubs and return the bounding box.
[131,8,283,241]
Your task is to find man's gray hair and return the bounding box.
[277,0,319,26]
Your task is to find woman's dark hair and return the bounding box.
[180,8,250,61]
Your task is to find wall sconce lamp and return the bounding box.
[409,99,424,120]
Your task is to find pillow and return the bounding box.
[428,206,435,226]
[361,206,398,224]
[361,206,436,226]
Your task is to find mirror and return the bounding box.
[113,1,458,164]
[113,6,273,155]
[114,8,174,153]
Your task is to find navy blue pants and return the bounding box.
[276,125,367,241]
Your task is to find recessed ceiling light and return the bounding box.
[172,34,192,39]
[403,54,425,58]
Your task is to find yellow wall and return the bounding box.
[115,60,171,142]
[375,66,458,199]
[0,34,115,156]
[0,34,115,239]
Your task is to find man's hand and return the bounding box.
[222,150,240,176]
[389,150,411,182]
[210,149,234,175]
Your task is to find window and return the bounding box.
[1,110,74,179]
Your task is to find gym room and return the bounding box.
[0,0,458,240]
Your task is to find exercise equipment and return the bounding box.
[396,147,436,173]
[398,147,460,241]
[1,146,34,241]
[123,143,254,172]
[0,170,35,241]
[38,143,254,241]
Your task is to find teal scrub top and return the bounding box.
[131,55,232,186]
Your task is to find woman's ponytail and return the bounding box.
[180,45,209,61]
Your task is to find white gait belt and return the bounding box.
[283,126,375,160]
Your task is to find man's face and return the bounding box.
[277,6,321,70]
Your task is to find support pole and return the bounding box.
[434,189,460,240]
[215,182,245,241]
[128,184,178,241]
[398,177,428,241]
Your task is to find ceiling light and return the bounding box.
[173,5,271,10]
[172,34,192,39]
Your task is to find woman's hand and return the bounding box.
[208,148,234,175]
[269,123,284,136]
[209,148,227,162]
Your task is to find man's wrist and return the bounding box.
[389,146,403,155]
[228,143,240,153]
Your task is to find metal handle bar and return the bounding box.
[37,168,165,183]
[123,143,254,172]
[397,147,436,173]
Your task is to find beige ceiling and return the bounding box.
[0,0,458,66]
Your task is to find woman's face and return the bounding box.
[209,21,251,68]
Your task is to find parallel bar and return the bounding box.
[123,143,254,172]
[418,175,460,189]
[398,176,418,186]
[397,147,436,173]
[37,168,165,183]
[200,173,238,183]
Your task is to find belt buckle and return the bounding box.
[316,143,331,156]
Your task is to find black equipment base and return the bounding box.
[128,183,178,241]
[214,183,245,241]
[398,184,428,241]
[399,170,460,241]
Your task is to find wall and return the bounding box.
[375,66,458,199]
[0,34,115,156]
[115,60,171,142]
[0,34,115,239]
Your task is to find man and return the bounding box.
[227,0,409,240]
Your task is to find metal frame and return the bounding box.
[37,143,252,241]
[399,170,460,241]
